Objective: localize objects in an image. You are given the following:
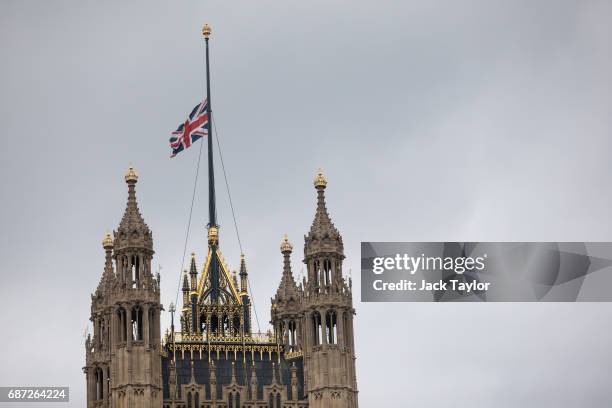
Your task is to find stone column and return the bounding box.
[143,304,150,349]
[336,309,345,348]
[126,305,132,348]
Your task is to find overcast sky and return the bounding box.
[1,0,611,406]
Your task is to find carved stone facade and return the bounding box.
[85,167,358,407]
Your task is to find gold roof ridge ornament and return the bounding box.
[314,168,327,188]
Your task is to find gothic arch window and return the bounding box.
[276,392,281,408]
[326,310,337,344]
[117,308,127,342]
[94,367,103,400]
[131,306,143,341]
[187,391,192,408]
[130,254,141,288]
[323,259,332,286]
[194,392,199,408]
[288,320,297,350]
[312,312,322,345]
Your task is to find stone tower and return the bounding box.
[300,170,358,407]
[85,165,163,408]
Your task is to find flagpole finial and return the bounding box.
[202,23,212,39]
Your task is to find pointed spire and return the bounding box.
[305,169,343,256]
[114,164,152,250]
[189,252,198,291]
[275,235,299,302]
[96,232,115,294]
[182,271,190,292]
[239,254,248,293]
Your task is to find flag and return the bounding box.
[169,100,209,158]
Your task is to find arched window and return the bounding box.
[131,255,139,288]
[117,308,127,342]
[131,306,143,341]
[187,391,192,408]
[323,259,332,286]
[94,367,103,400]
[288,320,297,350]
[227,392,233,408]
[194,392,199,408]
[312,312,322,345]
[326,311,337,344]
[276,392,281,408]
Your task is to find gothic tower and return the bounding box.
[85,165,163,408]
[301,170,358,407]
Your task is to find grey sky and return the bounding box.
[1,0,611,406]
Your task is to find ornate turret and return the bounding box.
[112,165,155,290]
[96,232,116,295]
[85,165,162,408]
[275,235,300,303]
[271,235,302,353]
[300,170,358,408]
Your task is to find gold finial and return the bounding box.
[202,23,211,39]
[125,164,139,183]
[314,168,327,188]
[102,232,114,249]
[207,225,219,244]
[280,234,293,253]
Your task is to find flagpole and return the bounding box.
[203,23,220,303]
[203,23,216,227]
